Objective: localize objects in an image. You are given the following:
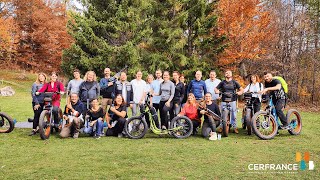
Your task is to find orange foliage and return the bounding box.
[0,17,12,53]
[217,0,276,67]
[0,1,16,60]
[13,0,72,72]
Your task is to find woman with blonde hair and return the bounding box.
[178,93,201,135]
[84,98,105,138]
[78,71,100,110]
[145,74,154,104]
[29,73,47,136]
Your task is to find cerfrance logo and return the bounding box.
[296,152,314,170]
[248,152,314,173]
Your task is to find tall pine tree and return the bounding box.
[142,0,226,78]
[63,0,226,79]
[62,0,153,78]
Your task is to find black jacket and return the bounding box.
[64,100,86,117]
[173,81,185,104]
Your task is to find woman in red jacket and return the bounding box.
[38,72,65,128]
[178,93,201,135]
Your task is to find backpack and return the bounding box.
[248,83,262,92]
[273,76,288,93]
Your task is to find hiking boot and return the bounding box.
[209,132,217,141]
[73,132,79,139]
[233,128,239,134]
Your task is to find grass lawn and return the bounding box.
[0,70,319,179]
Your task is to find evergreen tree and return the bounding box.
[143,0,226,78]
[62,0,226,80]
[181,0,226,78]
[62,0,153,78]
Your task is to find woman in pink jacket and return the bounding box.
[38,72,65,128]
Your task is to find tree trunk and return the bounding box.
[239,60,247,78]
[311,0,320,104]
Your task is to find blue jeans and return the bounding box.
[83,119,104,136]
[221,101,237,128]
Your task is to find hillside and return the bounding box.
[0,70,67,121]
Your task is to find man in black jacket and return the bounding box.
[261,72,288,129]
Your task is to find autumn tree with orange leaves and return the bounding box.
[217,0,276,77]
[0,0,72,72]
[0,1,15,63]
[12,0,72,72]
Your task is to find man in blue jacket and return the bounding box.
[100,68,115,111]
[187,70,207,100]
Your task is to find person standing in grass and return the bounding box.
[242,74,264,129]
[170,71,185,120]
[115,72,133,111]
[145,74,155,127]
[130,70,147,116]
[37,72,65,130]
[151,70,163,113]
[29,72,47,136]
[215,70,243,134]
[157,71,175,129]
[105,94,127,137]
[67,69,84,95]
[178,93,201,135]
[187,70,207,101]
[78,71,100,110]
[179,74,188,106]
[84,98,105,139]
[205,70,221,102]
[100,68,115,111]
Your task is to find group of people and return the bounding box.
[30,68,289,140]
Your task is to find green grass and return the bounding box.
[0,70,319,179]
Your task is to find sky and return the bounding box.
[68,0,83,11]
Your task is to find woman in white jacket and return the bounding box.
[243,74,264,113]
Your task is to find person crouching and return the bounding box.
[84,98,105,139]
[105,94,127,137]
[60,93,86,138]
[178,93,201,135]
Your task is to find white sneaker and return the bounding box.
[209,132,217,141]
